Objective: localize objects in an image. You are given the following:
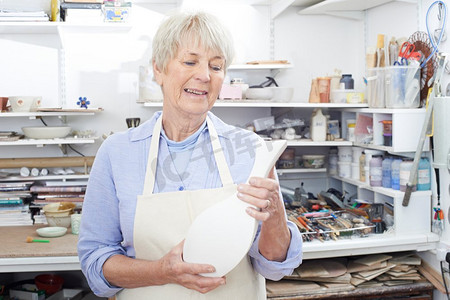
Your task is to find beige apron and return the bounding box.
[117,115,266,299]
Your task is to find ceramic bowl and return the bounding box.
[245,88,273,100]
[45,215,72,228]
[9,96,36,112]
[43,202,76,217]
[36,226,68,237]
[35,274,64,295]
[22,126,71,139]
[267,87,294,102]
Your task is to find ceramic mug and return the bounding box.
[30,96,42,112]
[0,97,8,112]
[9,96,39,112]
[71,214,82,235]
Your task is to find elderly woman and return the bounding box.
[78,11,302,299]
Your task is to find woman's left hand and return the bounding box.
[237,166,291,262]
[237,167,284,222]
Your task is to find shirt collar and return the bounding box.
[129,110,234,142]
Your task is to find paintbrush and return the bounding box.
[26,236,49,243]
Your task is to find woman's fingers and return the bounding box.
[161,241,225,293]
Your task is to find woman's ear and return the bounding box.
[153,60,163,86]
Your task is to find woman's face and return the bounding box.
[154,43,225,118]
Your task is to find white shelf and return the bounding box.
[0,138,96,146]
[228,63,293,70]
[286,139,353,146]
[303,232,439,259]
[0,111,96,118]
[144,101,368,108]
[331,175,432,198]
[0,22,131,34]
[0,232,439,271]
[277,168,326,175]
[297,0,400,20]
[339,107,426,114]
[0,174,89,182]
[0,256,80,273]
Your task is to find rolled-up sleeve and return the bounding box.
[249,220,303,280]
[77,140,126,297]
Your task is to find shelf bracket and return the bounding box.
[271,0,295,19]
[58,144,68,155]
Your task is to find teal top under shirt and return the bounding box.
[161,120,207,175]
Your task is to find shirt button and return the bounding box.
[178,186,184,191]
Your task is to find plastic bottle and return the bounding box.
[359,151,366,182]
[311,108,327,142]
[391,159,402,190]
[328,148,338,175]
[369,155,383,186]
[340,74,354,89]
[382,157,393,188]
[417,157,431,190]
[400,159,416,192]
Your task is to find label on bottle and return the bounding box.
[400,170,410,186]
[418,169,430,184]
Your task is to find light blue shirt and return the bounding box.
[78,111,303,297]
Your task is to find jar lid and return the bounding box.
[348,123,356,128]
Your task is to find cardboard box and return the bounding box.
[9,284,45,300]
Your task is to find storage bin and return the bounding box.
[46,289,83,300]
[367,68,385,108]
[385,65,420,108]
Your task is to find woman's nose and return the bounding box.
[194,63,210,82]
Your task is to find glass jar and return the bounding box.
[340,74,354,89]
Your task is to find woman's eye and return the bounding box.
[184,61,196,66]
[210,65,222,71]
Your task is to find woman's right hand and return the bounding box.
[160,240,226,294]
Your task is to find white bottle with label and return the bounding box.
[311,108,327,142]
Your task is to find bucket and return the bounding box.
[338,146,352,162]
[338,161,351,178]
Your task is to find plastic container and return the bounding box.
[382,157,393,188]
[311,108,327,142]
[369,155,383,186]
[359,152,366,182]
[400,159,417,192]
[351,162,360,180]
[381,120,392,135]
[391,159,402,190]
[328,148,338,175]
[340,74,354,89]
[417,157,431,190]
[352,147,364,163]
[347,123,356,142]
[302,155,325,168]
[385,65,420,108]
[383,133,392,146]
[338,146,352,162]
[367,68,385,108]
[338,161,351,178]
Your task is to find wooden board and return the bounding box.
[0,225,78,258]
[297,259,347,278]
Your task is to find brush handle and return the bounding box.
[33,239,50,243]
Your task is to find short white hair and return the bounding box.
[152,11,235,72]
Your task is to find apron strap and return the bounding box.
[142,115,163,195]
[206,116,234,186]
[143,114,234,195]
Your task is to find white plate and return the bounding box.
[36,226,67,238]
[183,140,287,277]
